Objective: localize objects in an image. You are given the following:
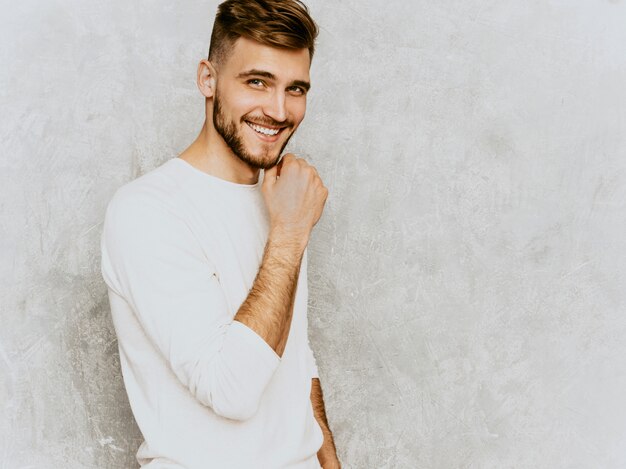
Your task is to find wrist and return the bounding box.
[268,225,309,253]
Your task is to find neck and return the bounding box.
[178,120,261,185]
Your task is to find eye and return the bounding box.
[287,86,306,96]
[247,79,265,88]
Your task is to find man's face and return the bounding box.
[211,37,311,170]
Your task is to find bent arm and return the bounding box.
[234,226,306,358]
[102,156,325,421]
[102,192,300,421]
[239,154,327,357]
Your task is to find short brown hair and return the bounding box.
[208,0,319,66]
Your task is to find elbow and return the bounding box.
[182,321,280,421]
[189,360,266,421]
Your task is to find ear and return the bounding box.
[197,59,217,99]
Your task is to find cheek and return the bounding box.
[235,91,261,110]
[291,100,307,124]
[219,86,259,117]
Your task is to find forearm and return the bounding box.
[234,227,307,357]
[311,378,340,468]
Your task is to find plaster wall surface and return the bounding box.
[1,0,625,468]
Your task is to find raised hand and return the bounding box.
[262,153,328,247]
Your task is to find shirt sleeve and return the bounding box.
[101,188,280,421]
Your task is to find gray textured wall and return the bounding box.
[2,0,626,468]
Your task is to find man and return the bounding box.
[100,0,340,467]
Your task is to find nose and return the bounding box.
[262,90,287,124]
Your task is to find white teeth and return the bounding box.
[248,122,280,136]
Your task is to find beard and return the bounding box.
[212,91,294,170]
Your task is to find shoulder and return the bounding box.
[103,159,191,244]
[110,159,181,210]
[105,159,191,225]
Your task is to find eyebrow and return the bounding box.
[236,69,311,92]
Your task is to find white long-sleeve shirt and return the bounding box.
[100,157,323,468]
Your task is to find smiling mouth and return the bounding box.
[245,121,285,137]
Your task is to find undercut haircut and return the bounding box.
[208,0,319,67]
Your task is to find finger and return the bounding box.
[276,156,284,177]
[264,163,278,187]
[277,153,297,177]
[281,153,296,167]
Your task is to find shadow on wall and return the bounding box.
[67,290,142,466]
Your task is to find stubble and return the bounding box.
[212,91,294,170]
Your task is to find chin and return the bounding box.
[241,140,288,169]
[236,149,282,170]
